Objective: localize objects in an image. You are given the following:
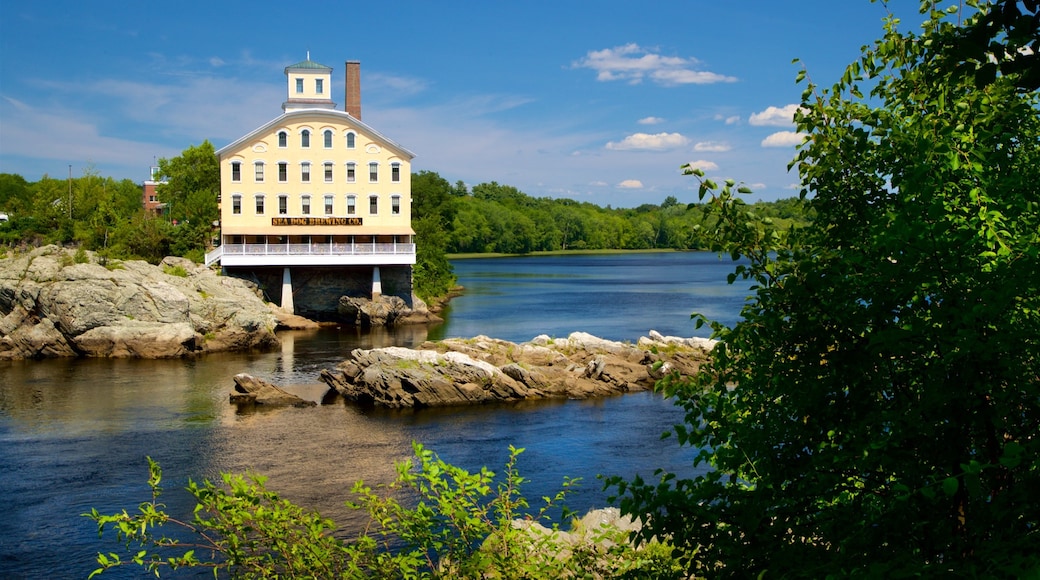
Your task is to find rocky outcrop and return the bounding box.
[338,294,442,326]
[230,373,316,407]
[319,331,716,408]
[0,246,282,359]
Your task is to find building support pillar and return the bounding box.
[281,267,294,313]
[372,266,382,300]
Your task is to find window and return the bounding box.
[324,162,333,182]
[301,130,310,148]
[231,161,241,182]
[278,195,288,215]
[346,162,356,183]
[301,195,311,215]
[392,195,401,215]
[369,162,378,182]
[391,162,401,183]
[315,78,323,94]
[323,129,333,148]
[346,132,356,149]
[369,195,378,215]
[295,78,303,93]
[278,131,287,148]
[324,194,334,215]
[301,162,311,183]
[346,195,356,215]
[278,162,288,182]
[255,194,265,215]
[232,195,242,215]
[254,162,264,182]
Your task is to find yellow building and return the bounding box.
[207,56,416,317]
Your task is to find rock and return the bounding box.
[338,294,442,326]
[269,304,320,330]
[230,373,316,407]
[320,330,713,408]
[0,246,280,359]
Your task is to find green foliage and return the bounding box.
[610,1,1040,577]
[162,264,189,278]
[88,443,677,578]
[156,140,220,229]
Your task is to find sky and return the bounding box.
[0,1,929,207]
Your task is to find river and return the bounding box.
[0,251,749,578]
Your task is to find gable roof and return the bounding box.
[215,108,416,160]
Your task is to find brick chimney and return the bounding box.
[345,60,361,120]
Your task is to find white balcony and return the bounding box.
[206,241,416,267]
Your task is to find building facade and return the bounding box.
[206,56,416,318]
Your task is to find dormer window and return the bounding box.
[295,78,304,93]
[315,79,323,94]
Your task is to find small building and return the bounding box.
[206,56,416,319]
[141,166,164,214]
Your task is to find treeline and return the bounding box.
[0,142,219,264]
[410,170,810,254]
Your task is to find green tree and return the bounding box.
[612,1,1040,576]
[156,141,220,229]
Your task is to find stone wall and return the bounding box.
[223,265,413,321]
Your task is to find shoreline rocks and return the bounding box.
[319,331,716,409]
[0,246,282,359]
[230,373,316,407]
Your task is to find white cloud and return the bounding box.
[724,115,741,125]
[685,159,719,172]
[605,132,689,151]
[573,43,737,86]
[638,116,664,125]
[761,131,807,147]
[693,141,731,152]
[749,104,802,127]
[617,179,644,189]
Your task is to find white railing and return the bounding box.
[217,242,415,258]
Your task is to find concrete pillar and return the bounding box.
[281,267,294,313]
[372,266,382,299]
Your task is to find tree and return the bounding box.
[156,140,220,229]
[612,1,1040,576]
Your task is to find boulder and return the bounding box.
[337,294,441,327]
[0,246,281,359]
[230,373,316,407]
[320,330,713,408]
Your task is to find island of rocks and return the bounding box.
[0,245,310,360]
[312,330,716,408]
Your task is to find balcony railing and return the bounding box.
[205,242,415,267]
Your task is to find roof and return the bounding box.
[284,59,332,73]
[215,109,416,160]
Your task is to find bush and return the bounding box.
[86,443,678,578]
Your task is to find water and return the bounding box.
[0,251,750,579]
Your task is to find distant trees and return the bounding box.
[407,176,810,254]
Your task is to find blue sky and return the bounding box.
[0,1,926,207]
